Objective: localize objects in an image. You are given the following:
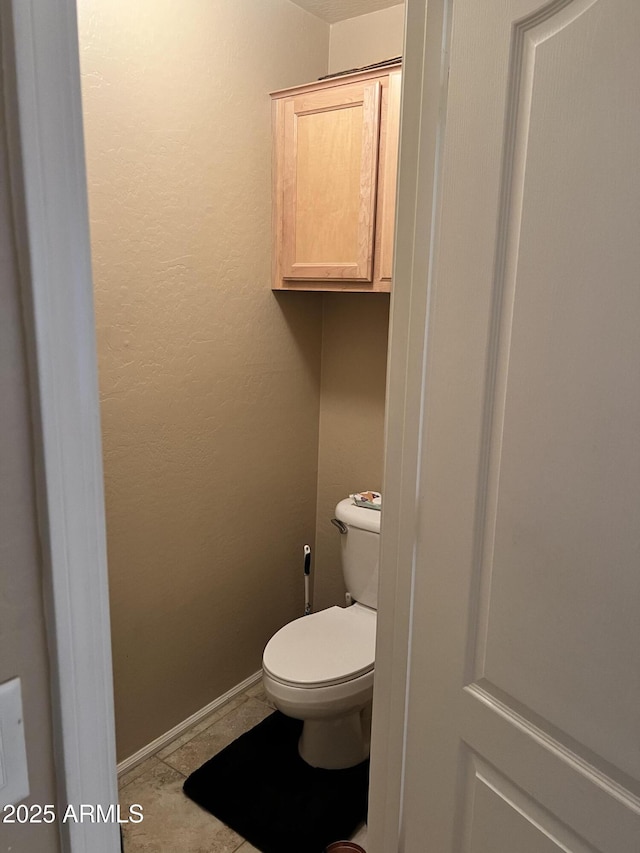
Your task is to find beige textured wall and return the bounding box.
[313,6,404,610]
[313,295,390,610]
[0,65,61,852]
[328,4,405,74]
[78,0,329,761]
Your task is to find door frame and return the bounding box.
[2,2,119,852]
[367,0,450,848]
[3,0,446,851]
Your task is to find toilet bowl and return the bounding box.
[263,604,376,769]
[262,498,381,769]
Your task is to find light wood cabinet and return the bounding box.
[271,63,401,292]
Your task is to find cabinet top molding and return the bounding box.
[270,60,402,101]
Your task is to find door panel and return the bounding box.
[399,0,640,851]
[295,105,363,264]
[476,0,640,779]
[281,81,381,281]
[464,754,595,853]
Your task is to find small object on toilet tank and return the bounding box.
[350,491,381,510]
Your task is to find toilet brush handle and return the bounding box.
[303,545,311,615]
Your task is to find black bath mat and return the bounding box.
[183,711,369,853]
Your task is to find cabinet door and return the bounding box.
[374,70,401,287]
[280,80,381,282]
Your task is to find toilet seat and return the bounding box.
[263,604,376,689]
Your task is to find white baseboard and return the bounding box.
[117,670,262,777]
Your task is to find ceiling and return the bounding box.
[291,0,403,24]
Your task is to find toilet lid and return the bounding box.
[263,605,376,688]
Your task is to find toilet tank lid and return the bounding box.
[335,498,381,534]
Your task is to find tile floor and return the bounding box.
[118,680,368,852]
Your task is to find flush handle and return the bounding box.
[331,518,348,534]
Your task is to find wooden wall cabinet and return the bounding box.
[271,63,401,292]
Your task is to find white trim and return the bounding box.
[3,2,119,851]
[367,1,449,851]
[117,671,262,777]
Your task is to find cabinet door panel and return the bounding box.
[282,81,381,281]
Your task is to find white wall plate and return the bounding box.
[0,678,30,807]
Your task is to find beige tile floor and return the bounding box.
[118,681,367,853]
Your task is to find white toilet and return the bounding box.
[262,497,380,769]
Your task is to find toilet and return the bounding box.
[262,497,380,769]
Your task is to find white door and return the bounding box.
[393,0,640,850]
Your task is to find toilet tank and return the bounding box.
[334,498,381,609]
